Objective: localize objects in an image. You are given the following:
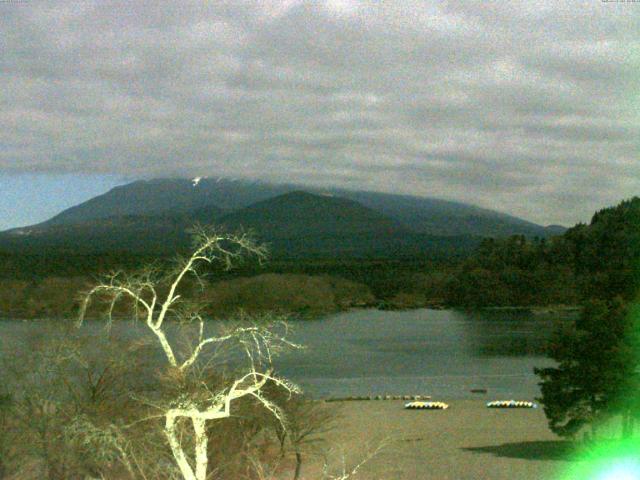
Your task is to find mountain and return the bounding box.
[0,190,479,259]
[215,191,449,258]
[218,191,401,239]
[25,177,564,238]
[543,225,569,236]
[41,178,290,226]
[329,189,558,237]
[0,214,194,254]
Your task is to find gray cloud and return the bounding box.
[1,0,639,225]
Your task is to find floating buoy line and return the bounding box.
[325,395,431,402]
[403,400,537,410]
[486,400,537,409]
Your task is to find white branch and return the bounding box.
[179,335,232,371]
[77,227,289,480]
[165,414,197,480]
[192,417,208,480]
[150,325,178,368]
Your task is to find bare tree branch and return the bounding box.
[77,227,300,480]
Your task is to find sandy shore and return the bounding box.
[302,399,573,480]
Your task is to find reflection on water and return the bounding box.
[0,308,573,400]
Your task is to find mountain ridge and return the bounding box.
[11,177,564,239]
[0,190,480,259]
[218,190,403,239]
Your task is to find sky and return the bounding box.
[0,173,129,230]
[1,0,639,230]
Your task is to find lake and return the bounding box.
[0,308,569,400]
[275,308,566,400]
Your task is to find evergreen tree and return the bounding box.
[535,298,634,438]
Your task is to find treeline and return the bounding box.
[446,197,640,307]
[0,251,160,280]
[0,274,376,320]
[263,259,453,308]
[3,196,640,318]
[0,252,455,318]
[445,235,580,307]
[533,197,640,438]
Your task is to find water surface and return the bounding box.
[275,308,566,400]
[0,308,568,400]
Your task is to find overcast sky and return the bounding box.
[1,0,638,229]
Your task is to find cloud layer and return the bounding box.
[2,0,639,225]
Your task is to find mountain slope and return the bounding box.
[0,191,480,259]
[215,191,431,258]
[41,178,290,226]
[329,189,556,237]
[25,178,564,238]
[219,191,401,239]
[0,215,194,254]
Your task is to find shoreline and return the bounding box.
[0,303,582,321]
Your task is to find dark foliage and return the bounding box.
[535,299,634,438]
[446,197,640,307]
[533,197,640,438]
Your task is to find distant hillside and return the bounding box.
[212,191,481,259]
[20,177,563,238]
[543,225,568,236]
[219,191,401,239]
[0,215,194,254]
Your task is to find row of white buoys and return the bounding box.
[403,399,537,410]
[486,400,537,409]
[404,401,449,410]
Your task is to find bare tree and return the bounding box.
[321,441,389,480]
[78,227,301,480]
[269,394,337,480]
[0,323,158,480]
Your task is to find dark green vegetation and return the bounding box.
[0,178,559,318]
[446,198,640,307]
[535,299,636,438]
[445,235,580,307]
[0,257,447,319]
[2,186,639,320]
[533,197,640,439]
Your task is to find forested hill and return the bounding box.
[446,196,640,307]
